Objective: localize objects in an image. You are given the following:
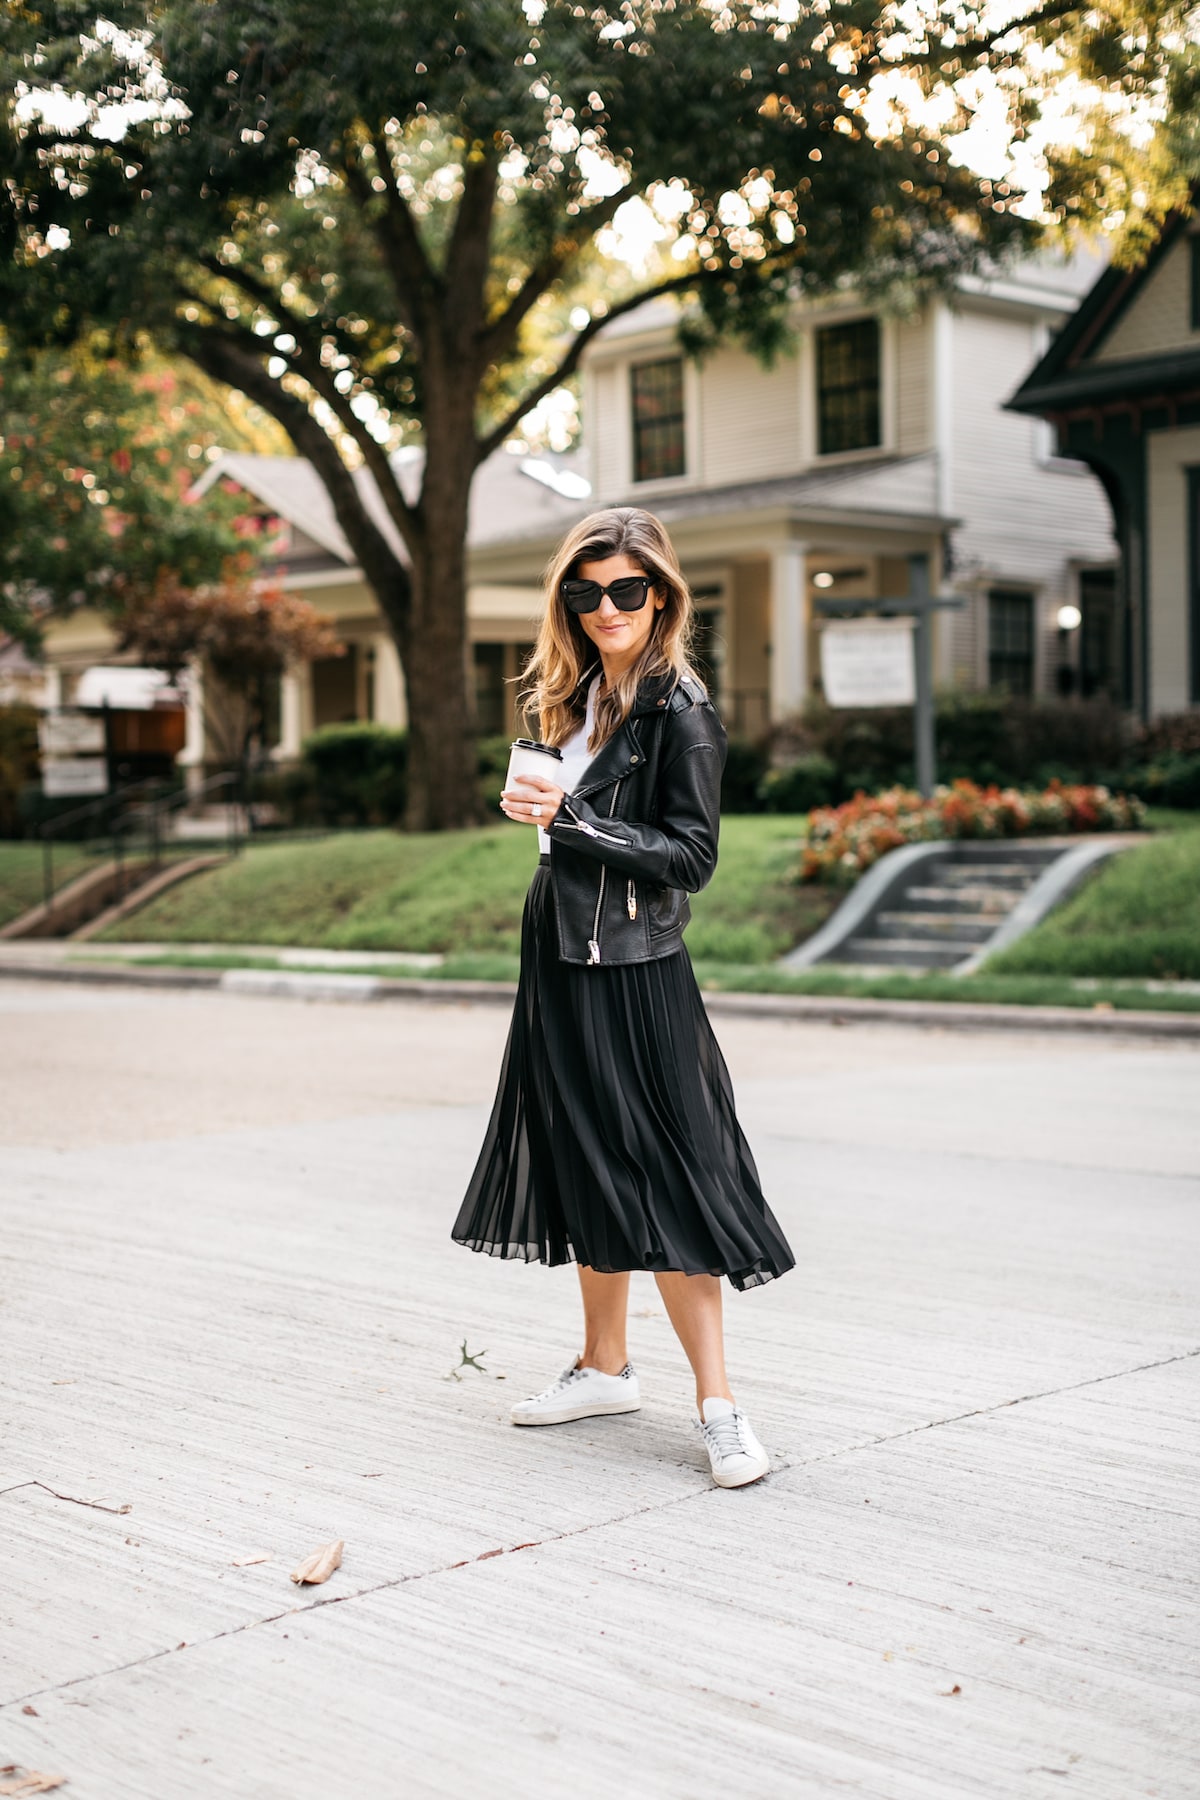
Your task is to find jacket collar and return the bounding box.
[579,660,683,718]
[568,664,680,800]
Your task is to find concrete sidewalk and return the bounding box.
[1,979,1197,1799]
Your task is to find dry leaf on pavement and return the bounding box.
[0,1772,69,1796]
[290,1540,344,1585]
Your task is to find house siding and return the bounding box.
[590,361,625,500]
[894,312,932,455]
[1095,236,1199,365]
[698,346,802,486]
[947,303,1115,690]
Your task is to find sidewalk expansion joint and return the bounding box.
[4,1342,1197,1713]
[768,1341,1200,1479]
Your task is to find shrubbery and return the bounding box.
[799,780,1147,885]
[721,697,1200,814]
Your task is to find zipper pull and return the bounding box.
[587,939,601,965]
[627,880,637,920]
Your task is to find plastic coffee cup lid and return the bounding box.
[510,738,563,759]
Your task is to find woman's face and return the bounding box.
[572,552,666,676]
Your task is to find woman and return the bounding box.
[451,507,795,1489]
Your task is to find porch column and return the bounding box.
[769,541,808,720]
[179,657,206,799]
[279,662,305,757]
[373,632,406,728]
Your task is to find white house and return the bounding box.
[41,249,1117,760]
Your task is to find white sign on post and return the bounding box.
[820,619,916,708]
[43,758,109,797]
[40,709,106,757]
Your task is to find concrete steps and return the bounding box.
[833,846,1060,970]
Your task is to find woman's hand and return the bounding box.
[499,771,567,828]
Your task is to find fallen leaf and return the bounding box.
[21,1707,38,1717]
[940,1683,962,1696]
[1092,1001,1115,1013]
[231,1554,270,1567]
[0,1773,68,1795]
[290,1540,344,1585]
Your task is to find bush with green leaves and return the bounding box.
[299,723,409,828]
[757,754,838,814]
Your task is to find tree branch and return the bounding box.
[194,256,421,551]
[879,0,1085,68]
[443,152,499,346]
[340,132,442,341]
[179,319,413,618]
[475,265,737,464]
[480,189,630,367]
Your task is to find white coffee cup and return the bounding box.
[505,737,563,802]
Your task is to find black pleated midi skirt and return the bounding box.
[451,855,795,1291]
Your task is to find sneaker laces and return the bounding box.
[700,1409,750,1461]
[530,1362,585,1402]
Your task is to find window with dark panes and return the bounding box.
[987,588,1035,695]
[631,358,686,482]
[816,319,881,456]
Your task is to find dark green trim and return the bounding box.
[1190,466,1200,705]
[1008,345,1200,414]
[1007,202,1194,408]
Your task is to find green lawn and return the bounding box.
[0,842,94,928]
[69,947,1200,1014]
[987,809,1200,981]
[93,815,833,962]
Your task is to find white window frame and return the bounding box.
[802,310,897,467]
[620,352,702,495]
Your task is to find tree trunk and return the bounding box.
[397,474,485,832]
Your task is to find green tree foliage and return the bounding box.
[0,340,286,644]
[1,1,1193,825]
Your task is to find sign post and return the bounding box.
[814,553,963,798]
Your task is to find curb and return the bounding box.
[1,954,1198,1038]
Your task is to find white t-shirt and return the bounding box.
[537,671,602,854]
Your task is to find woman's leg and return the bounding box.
[654,1270,735,1413]
[577,1265,632,1374]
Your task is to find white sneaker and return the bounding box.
[511,1358,641,1427]
[695,1396,770,1487]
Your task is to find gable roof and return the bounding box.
[1007,203,1200,416]
[189,445,591,567]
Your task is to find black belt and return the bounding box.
[538,852,551,865]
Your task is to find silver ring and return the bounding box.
[531,803,542,818]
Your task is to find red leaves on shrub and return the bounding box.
[799,779,1146,885]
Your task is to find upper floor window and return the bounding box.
[631,358,686,482]
[816,318,881,456]
[987,588,1035,696]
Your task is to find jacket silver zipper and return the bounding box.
[587,787,622,964]
[558,796,629,847]
[627,879,637,921]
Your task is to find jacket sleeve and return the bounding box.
[546,710,726,894]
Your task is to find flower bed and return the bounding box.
[799,780,1147,885]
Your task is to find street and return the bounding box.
[2,980,1197,1799]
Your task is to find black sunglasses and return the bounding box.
[561,574,653,615]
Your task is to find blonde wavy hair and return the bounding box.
[518,507,700,752]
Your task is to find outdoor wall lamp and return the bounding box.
[1057,603,1082,630]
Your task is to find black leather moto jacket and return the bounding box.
[544,666,727,966]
